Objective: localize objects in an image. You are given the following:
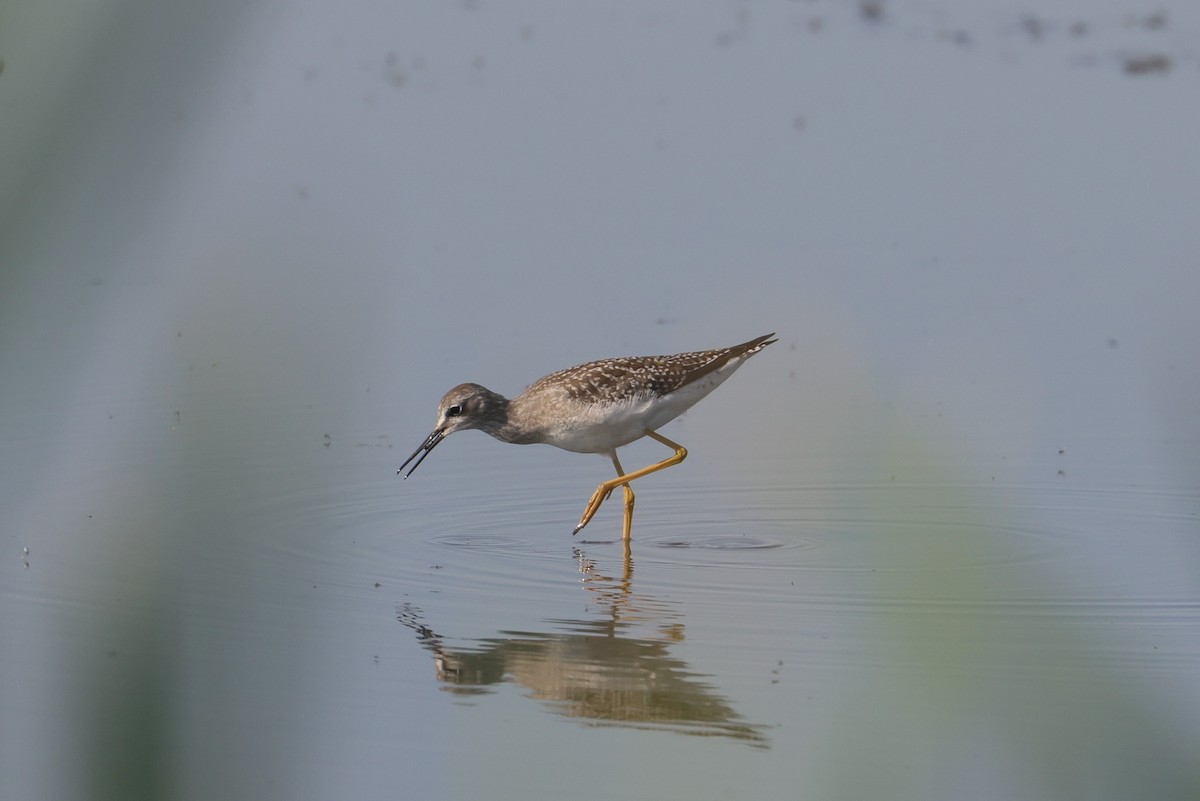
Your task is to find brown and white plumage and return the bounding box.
[398,333,776,538]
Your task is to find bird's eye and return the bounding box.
[446,404,463,417]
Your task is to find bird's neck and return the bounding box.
[487,394,546,445]
[471,391,527,444]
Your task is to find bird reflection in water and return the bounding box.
[397,550,769,746]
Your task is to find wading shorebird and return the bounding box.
[398,333,776,540]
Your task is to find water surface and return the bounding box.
[2,1,1199,799]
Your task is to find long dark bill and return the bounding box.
[397,428,446,479]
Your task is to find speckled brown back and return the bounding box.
[523,333,776,404]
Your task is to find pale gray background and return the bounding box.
[2,1,1198,799]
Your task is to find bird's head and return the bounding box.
[397,383,508,478]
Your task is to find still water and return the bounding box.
[5,374,1197,798]
[3,0,1200,799]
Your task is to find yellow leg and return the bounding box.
[572,430,688,538]
[610,452,636,541]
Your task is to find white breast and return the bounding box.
[539,356,747,454]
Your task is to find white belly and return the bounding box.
[541,361,742,454]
